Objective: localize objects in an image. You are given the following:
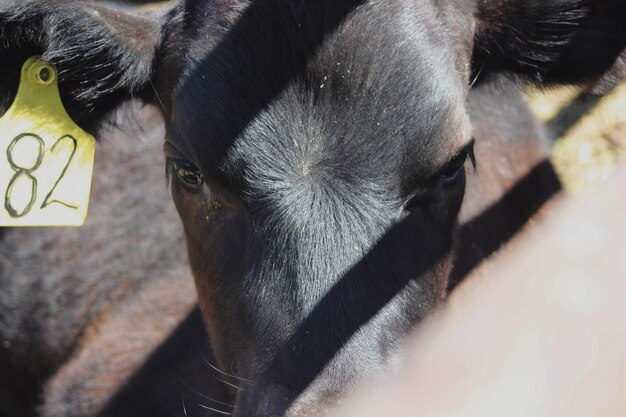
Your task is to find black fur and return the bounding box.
[0,1,170,130]
[0,0,624,416]
[473,0,626,84]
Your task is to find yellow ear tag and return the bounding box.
[0,56,96,226]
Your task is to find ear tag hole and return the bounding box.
[0,56,96,227]
[28,61,56,87]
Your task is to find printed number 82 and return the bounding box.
[5,133,78,218]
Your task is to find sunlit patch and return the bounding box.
[528,82,626,195]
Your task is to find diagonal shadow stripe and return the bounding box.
[449,159,562,290]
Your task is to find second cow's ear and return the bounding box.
[0,0,178,133]
[472,0,626,86]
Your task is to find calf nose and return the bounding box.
[254,385,294,417]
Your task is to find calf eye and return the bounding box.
[173,160,204,187]
[440,139,475,186]
[402,140,476,212]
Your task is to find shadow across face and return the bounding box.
[163,0,471,415]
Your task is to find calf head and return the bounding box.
[1,0,624,415]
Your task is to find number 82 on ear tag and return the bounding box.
[0,57,95,226]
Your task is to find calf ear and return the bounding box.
[473,0,626,85]
[0,0,176,132]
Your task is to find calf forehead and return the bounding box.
[171,0,469,181]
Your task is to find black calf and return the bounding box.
[0,0,624,416]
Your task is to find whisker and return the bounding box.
[197,403,233,416]
[198,350,253,384]
[230,361,247,382]
[218,377,245,392]
[470,62,486,88]
[179,378,235,409]
[181,395,188,417]
[150,80,166,111]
